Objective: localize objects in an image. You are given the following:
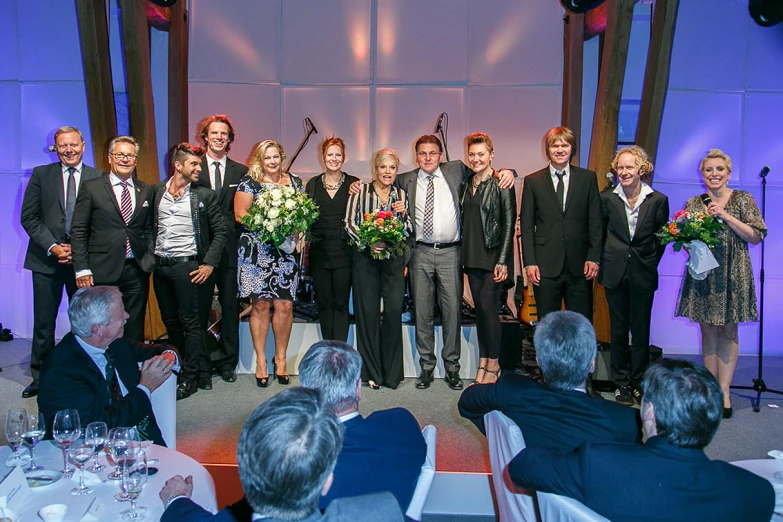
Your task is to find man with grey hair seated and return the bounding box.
[299,341,426,511]
[510,359,775,521]
[158,387,404,521]
[38,286,178,446]
[458,310,640,451]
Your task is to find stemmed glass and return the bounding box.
[85,422,108,472]
[109,427,139,502]
[52,409,81,478]
[68,437,95,495]
[121,450,148,520]
[22,411,45,471]
[4,408,28,467]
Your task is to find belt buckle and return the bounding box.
[433,243,442,250]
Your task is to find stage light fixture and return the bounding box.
[148,0,178,7]
[749,0,783,27]
[560,0,607,14]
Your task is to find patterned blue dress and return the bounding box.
[237,174,304,301]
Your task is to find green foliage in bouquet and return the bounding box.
[351,209,407,260]
[241,185,319,248]
[656,209,722,252]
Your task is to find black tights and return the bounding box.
[465,268,501,359]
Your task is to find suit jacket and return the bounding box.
[21,162,103,274]
[520,166,602,277]
[161,492,404,522]
[598,188,669,293]
[37,332,172,446]
[70,174,156,281]
[458,372,641,451]
[509,436,776,522]
[320,408,427,510]
[196,156,248,268]
[152,182,228,268]
[396,160,471,234]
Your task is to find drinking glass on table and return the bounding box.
[68,437,95,495]
[121,450,148,520]
[52,409,81,478]
[85,421,108,472]
[22,411,45,471]
[4,408,27,467]
[109,427,139,502]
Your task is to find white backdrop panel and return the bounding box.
[281,0,372,84]
[0,174,26,268]
[746,24,783,92]
[17,0,83,82]
[0,265,71,342]
[743,93,783,186]
[0,84,21,173]
[0,0,18,81]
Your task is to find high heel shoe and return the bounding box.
[472,367,488,385]
[484,368,501,384]
[273,360,290,385]
[255,376,269,388]
[367,380,381,390]
[723,406,733,419]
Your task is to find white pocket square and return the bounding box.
[228,184,238,188]
[142,201,149,207]
[199,201,205,208]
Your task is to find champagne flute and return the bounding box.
[22,411,45,471]
[121,450,148,520]
[68,437,95,495]
[109,427,139,502]
[85,422,108,472]
[4,408,27,467]
[52,409,80,478]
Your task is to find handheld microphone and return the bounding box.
[701,194,724,224]
[48,145,56,152]
[760,166,771,178]
[305,118,318,134]
[605,172,615,188]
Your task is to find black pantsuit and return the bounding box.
[310,265,352,341]
[465,269,501,359]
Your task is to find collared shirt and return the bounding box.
[414,166,459,243]
[207,154,226,192]
[337,411,360,424]
[613,182,654,240]
[155,180,197,257]
[74,335,136,398]
[549,164,571,211]
[61,161,84,207]
[344,182,411,244]
[110,172,137,218]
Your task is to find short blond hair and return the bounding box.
[611,145,654,177]
[699,149,732,173]
[372,148,399,178]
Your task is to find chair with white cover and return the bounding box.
[405,424,437,521]
[537,491,609,522]
[150,372,177,449]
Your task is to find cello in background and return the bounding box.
[513,234,538,327]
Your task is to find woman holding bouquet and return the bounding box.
[235,140,304,386]
[345,148,412,389]
[305,137,360,342]
[460,133,516,385]
[675,149,767,418]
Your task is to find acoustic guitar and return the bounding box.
[513,234,538,327]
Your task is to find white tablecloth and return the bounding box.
[731,459,783,521]
[0,440,217,521]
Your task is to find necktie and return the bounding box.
[103,351,123,404]
[423,175,435,240]
[555,171,565,211]
[213,162,222,198]
[65,167,77,234]
[119,181,132,256]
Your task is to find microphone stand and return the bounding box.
[729,167,781,411]
[434,113,450,162]
[285,119,318,174]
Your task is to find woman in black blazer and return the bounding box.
[598,145,669,406]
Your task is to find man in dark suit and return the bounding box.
[195,115,247,383]
[153,143,227,400]
[37,286,178,446]
[158,388,404,522]
[70,135,155,342]
[520,127,602,320]
[458,311,640,450]
[20,126,103,398]
[510,359,775,522]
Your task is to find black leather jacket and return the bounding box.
[459,173,517,266]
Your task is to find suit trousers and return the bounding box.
[352,251,405,388]
[311,265,352,342]
[153,260,209,383]
[410,244,462,372]
[605,268,655,387]
[30,265,78,379]
[99,260,149,342]
[203,253,240,372]
[534,265,592,321]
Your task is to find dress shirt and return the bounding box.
[549,164,571,211]
[155,180,197,257]
[206,154,226,191]
[337,411,361,423]
[345,183,411,244]
[414,166,459,243]
[613,182,654,240]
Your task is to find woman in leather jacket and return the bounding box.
[460,133,517,384]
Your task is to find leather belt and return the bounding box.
[416,241,460,250]
[156,255,198,266]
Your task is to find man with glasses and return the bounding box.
[20,126,103,398]
[70,136,156,342]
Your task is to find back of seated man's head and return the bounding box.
[68,286,122,338]
[299,340,362,413]
[641,359,722,449]
[533,311,596,391]
[238,387,344,521]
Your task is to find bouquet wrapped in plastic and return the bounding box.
[657,209,721,280]
[241,185,319,253]
[350,209,407,260]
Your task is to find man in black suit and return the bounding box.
[520,127,602,320]
[195,115,248,383]
[70,136,155,342]
[458,311,640,451]
[20,126,103,398]
[153,143,227,400]
[37,286,178,446]
[509,359,775,522]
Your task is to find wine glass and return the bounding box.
[22,411,45,471]
[4,408,28,467]
[121,451,148,520]
[68,437,95,495]
[109,427,139,502]
[85,422,108,472]
[52,409,81,477]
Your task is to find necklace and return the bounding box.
[373,181,391,207]
[322,172,345,191]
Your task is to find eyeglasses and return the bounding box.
[112,153,137,161]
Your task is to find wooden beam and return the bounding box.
[168,0,189,149]
[75,0,117,173]
[562,11,585,165]
[636,0,680,184]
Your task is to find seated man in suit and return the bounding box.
[299,341,427,510]
[510,359,775,522]
[38,286,178,446]
[158,388,404,522]
[458,311,640,450]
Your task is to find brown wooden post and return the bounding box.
[562,11,585,165]
[168,0,189,149]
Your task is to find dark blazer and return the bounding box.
[70,174,156,281]
[458,372,641,450]
[598,188,669,293]
[520,166,602,277]
[152,182,228,268]
[37,332,173,446]
[21,162,103,273]
[320,408,427,510]
[459,174,517,266]
[509,436,776,522]
[196,156,248,268]
[396,160,471,230]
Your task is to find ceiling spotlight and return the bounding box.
[749,0,783,27]
[560,0,607,14]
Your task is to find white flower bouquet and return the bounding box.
[241,185,319,253]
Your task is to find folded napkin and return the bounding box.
[69,470,102,486]
[686,240,719,280]
[767,450,783,460]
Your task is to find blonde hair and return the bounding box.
[699,149,732,173]
[611,145,654,177]
[543,127,577,162]
[372,148,399,178]
[248,140,287,183]
[466,132,494,154]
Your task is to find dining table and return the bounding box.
[732,458,783,522]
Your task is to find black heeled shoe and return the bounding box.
[367,380,381,390]
[723,406,733,419]
[256,376,269,388]
[273,360,290,385]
